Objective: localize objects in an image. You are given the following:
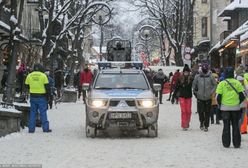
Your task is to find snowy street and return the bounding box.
[0,97,248,168]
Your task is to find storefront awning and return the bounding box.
[222,20,248,47]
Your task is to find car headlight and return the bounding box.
[89,99,108,108]
[138,99,155,108]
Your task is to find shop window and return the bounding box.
[202,17,208,37]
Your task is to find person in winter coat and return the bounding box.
[210,69,220,124]
[45,70,56,109]
[80,64,93,103]
[153,69,168,104]
[25,63,52,133]
[216,67,245,148]
[172,65,193,130]
[192,63,217,132]
[74,71,82,99]
[167,69,180,101]
[54,69,64,99]
[16,63,26,94]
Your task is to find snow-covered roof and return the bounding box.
[219,0,248,17]
[209,41,221,54]
[0,21,10,32]
[197,39,210,46]
[222,17,231,21]
[240,30,248,42]
[221,20,248,45]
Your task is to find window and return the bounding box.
[95,73,149,90]
[202,0,207,3]
[202,17,208,37]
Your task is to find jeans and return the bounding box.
[197,99,211,128]
[179,98,192,128]
[210,105,220,123]
[155,89,163,103]
[221,111,241,148]
[29,96,49,132]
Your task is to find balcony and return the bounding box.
[220,31,232,44]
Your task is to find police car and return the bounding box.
[84,62,160,138]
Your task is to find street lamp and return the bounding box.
[143,29,151,62]
[92,8,111,61]
[139,25,165,65]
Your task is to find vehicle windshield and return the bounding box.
[94,73,149,90]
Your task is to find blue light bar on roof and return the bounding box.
[97,61,143,70]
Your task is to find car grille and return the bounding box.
[109,100,136,107]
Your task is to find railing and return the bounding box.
[220,30,232,44]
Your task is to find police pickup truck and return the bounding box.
[84,62,160,138]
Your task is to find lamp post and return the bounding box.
[143,29,151,62]
[92,9,111,61]
[139,25,165,65]
[99,15,103,61]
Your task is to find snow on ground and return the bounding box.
[0,97,248,168]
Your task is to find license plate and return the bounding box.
[109,113,132,119]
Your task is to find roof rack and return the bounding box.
[97,61,143,70]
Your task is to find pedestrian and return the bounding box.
[167,69,180,102]
[216,67,245,148]
[80,64,93,103]
[45,70,55,109]
[74,71,82,99]
[54,68,64,99]
[210,69,220,124]
[25,63,52,133]
[172,64,193,131]
[237,75,247,134]
[192,63,217,132]
[16,63,26,95]
[153,69,168,104]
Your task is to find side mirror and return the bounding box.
[153,83,161,91]
[82,83,90,90]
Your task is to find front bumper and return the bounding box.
[86,104,159,129]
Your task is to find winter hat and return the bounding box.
[33,63,44,72]
[201,63,209,71]
[183,64,190,72]
[225,67,234,78]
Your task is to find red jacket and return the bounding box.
[80,70,93,86]
[171,72,181,85]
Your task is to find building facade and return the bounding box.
[193,0,230,67]
[209,0,248,68]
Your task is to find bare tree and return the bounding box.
[135,0,196,66]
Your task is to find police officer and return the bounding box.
[25,63,52,133]
[216,67,245,148]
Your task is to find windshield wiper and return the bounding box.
[95,87,112,89]
[117,87,146,90]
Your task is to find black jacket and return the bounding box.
[173,75,193,98]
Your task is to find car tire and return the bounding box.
[85,109,97,138]
[147,122,158,138]
[86,125,97,138]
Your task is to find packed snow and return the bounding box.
[0,97,248,168]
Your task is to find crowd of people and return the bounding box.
[148,63,248,148]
